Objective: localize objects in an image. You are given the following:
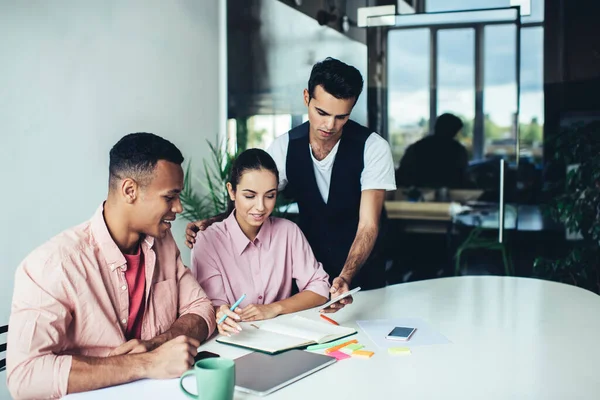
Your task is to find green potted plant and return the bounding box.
[534,119,600,294]
[180,139,237,222]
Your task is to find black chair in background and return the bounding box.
[1,324,7,372]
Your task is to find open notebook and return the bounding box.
[216,315,356,354]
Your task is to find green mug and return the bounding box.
[179,358,236,400]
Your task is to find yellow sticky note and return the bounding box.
[388,347,411,355]
[352,350,374,358]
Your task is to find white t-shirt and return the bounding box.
[266,131,397,203]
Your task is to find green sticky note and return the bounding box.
[346,344,364,351]
[388,347,411,355]
[306,337,354,351]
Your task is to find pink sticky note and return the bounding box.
[328,350,351,360]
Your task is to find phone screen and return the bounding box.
[387,327,415,338]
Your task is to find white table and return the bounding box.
[64,277,600,400]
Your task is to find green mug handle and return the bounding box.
[179,370,199,399]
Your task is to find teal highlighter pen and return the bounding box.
[217,293,246,324]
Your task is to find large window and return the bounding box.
[386,1,543,166]
[437,28,475,157]
[519,26,544,164]
[483,24,518,161]
[426,0,544,23]
[246,114,292,149]
[387,29,430,167]
[227,115,292,152]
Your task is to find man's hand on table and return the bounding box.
[109,335,200,379]
[109,338,158,356]
[142,335,200,379]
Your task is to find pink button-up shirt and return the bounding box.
[6,205,216,400]
[190,212,330,308]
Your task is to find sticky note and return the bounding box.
[328,350,351,360]
[306,337,355,351]
[346,344,364,351]
[324,339,358,354]
[352,350,374,358]
[388,347,411,355]
[339,347,354,355]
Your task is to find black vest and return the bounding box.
[285,120,387,290]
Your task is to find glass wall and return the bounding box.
[387,29,430,167]
[437,28,476,158]
[519,26,544,165]
[386,1,544,175]
[483,24,518,161]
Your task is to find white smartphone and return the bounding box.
[385,326,416,341]
[318,286,361,311]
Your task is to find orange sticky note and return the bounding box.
[352,350,374,358]
[324,339,358,354]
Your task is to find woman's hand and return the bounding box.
[239,304,281,322]
[216,304,242,336]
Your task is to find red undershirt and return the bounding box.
[123,247,146,340]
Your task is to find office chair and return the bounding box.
[454,159,514,276]
[0,324,7,372]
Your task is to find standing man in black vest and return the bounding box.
[186,58,396,311]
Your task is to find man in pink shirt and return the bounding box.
[6,133,216,399]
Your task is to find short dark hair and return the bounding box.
[109,132,184,188]
[224,148,279,215]
[308,57,364,103]
[434,113,464,138]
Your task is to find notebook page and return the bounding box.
[262,316,355,343]
[217,326,311,353]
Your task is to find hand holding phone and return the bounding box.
[318,286,361,312]
[385,327,416,341]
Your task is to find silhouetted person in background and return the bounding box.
[396,113,469,189]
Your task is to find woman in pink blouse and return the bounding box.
[191,149,330,336]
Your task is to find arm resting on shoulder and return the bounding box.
[185,213,228,248]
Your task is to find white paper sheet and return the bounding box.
[356,317,451,349]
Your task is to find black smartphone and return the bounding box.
[193,350,220,364]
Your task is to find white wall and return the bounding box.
[0,0,224,331]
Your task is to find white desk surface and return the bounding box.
[64,276,600,400]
